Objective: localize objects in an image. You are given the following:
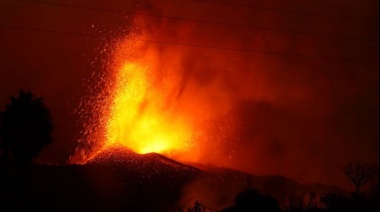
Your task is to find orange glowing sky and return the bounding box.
[3,0,374,188]
[66,4,378,184]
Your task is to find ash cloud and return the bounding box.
[129,0,379,187]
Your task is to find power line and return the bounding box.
[15,0,124,14]
[17,0,378,23]
[0,24,97,37]
[135,12,376,42]
[194,0,379,23]
[137,39,378,64]
[14,0,377,42]
[0,24,378,65]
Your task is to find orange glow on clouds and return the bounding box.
[71,16,237,165]
[83,30,212,164]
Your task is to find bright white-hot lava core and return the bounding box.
[71,15,236,164]
[105,59,193,155]
[71,34,207,164]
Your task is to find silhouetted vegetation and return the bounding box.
[286,188,304,211]
[319,192,352,211]
[221,188,280,212]
[342,161,374,196]
[186,200,206,212]
[185,161,379,212]
[0,91,53,211]
[0,90,53,165]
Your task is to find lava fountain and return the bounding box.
[104,40,195,156]
[71,11,238,164]
[71,32,204,163]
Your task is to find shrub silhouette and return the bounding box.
[222,188,280,212]
[0,90,52,164]
[320,192,352,211]
[342,161,374,196]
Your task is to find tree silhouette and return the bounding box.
[186,200,205,212]
[0,90,52,165]
[306,191,317,210]
[320,192,352,211]
[342,161,373,196]
[369,163,379,193]
[222,188,280,212]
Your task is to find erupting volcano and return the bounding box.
[0,0,378,211]
[71,10,240,165]
[72,27,217,163]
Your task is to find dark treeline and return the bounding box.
[0,90,53,211]
[183,161,379,212]
[184,186,379,212]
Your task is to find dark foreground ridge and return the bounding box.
[1,146,348,211]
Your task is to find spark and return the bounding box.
[71,32,198,163]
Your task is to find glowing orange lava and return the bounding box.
[72,18,235,164]
[102,37,196,159]
[105,62,192,155]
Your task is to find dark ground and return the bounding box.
[0,147,346,211]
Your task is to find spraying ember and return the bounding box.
[104,38,195,156]
[70,16,224,163]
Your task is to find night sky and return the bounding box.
[0,0,378,189]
